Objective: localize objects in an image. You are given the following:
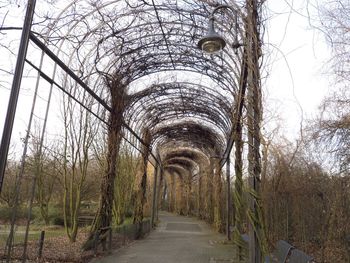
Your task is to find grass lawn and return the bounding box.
[0,225,67,246]
[0,217,147,247]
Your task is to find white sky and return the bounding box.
[0,0,332,153]
[263,0,331,139]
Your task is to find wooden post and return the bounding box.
[38,230,45,259]
[93,231,99,255]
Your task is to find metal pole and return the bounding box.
[6,44,42,263]
[226,153,231,240]
[22,52,55,261]
[197,171,201,218]
[0,0,37,193]
[151,162,159,227]
[246,0,262,262]
[155,165,162,222]
[108,228,112,253]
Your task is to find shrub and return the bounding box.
[0,205,31,222]
[51,216,65,226]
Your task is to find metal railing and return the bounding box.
[93,219,152,255]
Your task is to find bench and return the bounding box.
[265,240,294,263]
[242,233,249,243]
[240,234,314,263]
[289,248,314,263]
[241,235,292,263]
[77,215,95,226]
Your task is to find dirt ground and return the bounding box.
[0,231,132,262]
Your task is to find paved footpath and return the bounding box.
[90,211,236,263]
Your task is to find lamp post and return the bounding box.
[197,4,242,54]
[199,2,263,263]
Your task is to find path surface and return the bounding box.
[91,211,236,263]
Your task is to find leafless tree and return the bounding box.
[60,81,99,242]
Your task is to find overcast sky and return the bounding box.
[264,0,330,139]
[0,0,332,152]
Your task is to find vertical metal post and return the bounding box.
[123,225,126,245]
[0,0,37,193]
[197,171,202,218]
[226,153,231,240]
[185,172,191,215]
[162,179,167,211]
[22,50,48,263]
[108,228,112,252]
[151,162,159,228]
[246,0,262,262]
[6,46,42,263]
[155,165,162,222]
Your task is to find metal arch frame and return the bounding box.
[26,33,162,166]
[0,0,37,192]
[0,3,252,254]
[125,85,232,137]
[164,157,200,172]
[127,81,233,106]
[162,147,211,164]
[127,82,233,110]
[151,121,226,156]
[0,0,247,190]
[123,79,236,159]
[163,165,189,179]
[130,68,236,95]
[33,0,245,97]
[43,11,243,100]
[31,0,246,98]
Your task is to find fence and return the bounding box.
[93,219,152,255]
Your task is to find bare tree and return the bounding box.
[311,88,350,173]
[28,130,59,225]
[61,83,99,242]
[318,0,350,85]
[0,145,18,208]
[113,145,138,225]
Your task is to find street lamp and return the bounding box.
[197,17,226,53]
[197,5,241,54]
[199,3,263,263]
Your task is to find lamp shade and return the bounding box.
[198,18,226,53]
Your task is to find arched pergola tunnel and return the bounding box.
[0,0,265,262]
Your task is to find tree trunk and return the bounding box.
[214,161,223,232]
[246,0,265,261]
[133,129,151,239]
[85,77,126,249]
